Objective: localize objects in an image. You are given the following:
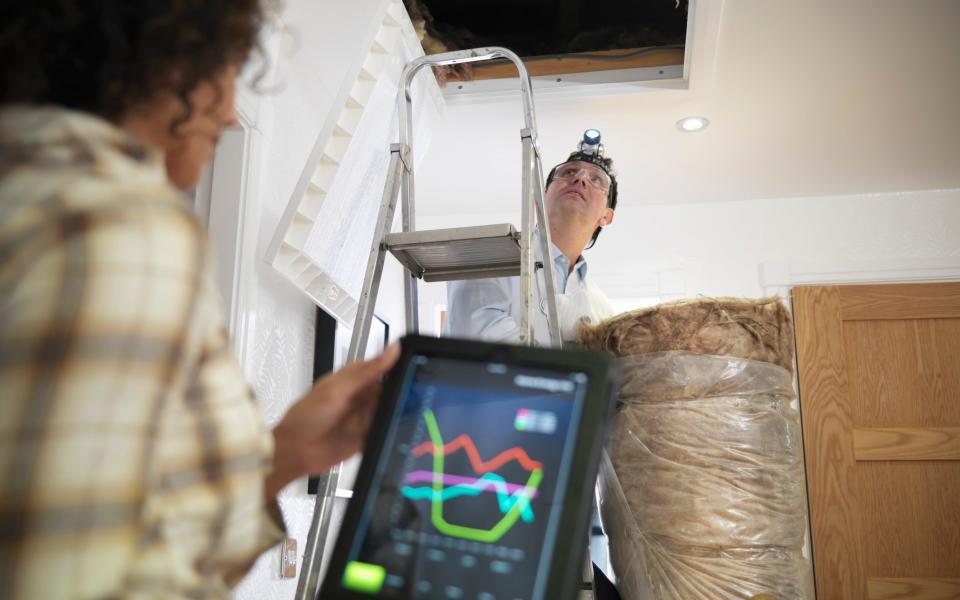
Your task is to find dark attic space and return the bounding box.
[404,0,689,82]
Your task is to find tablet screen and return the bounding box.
[339,353,589,600]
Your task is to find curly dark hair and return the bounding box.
[0,0,264,127]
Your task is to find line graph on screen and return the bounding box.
[400,409,543,543]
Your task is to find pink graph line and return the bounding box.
[403,470,538,496]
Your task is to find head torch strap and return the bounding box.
[562,152,614,180]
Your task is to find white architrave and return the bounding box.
[202,107,260,370]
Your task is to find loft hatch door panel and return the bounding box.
[404,0,688,93]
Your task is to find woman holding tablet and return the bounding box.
[0,2,397,597]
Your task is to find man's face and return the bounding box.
[545,160,614,233]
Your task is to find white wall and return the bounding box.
[415,188,960,331]
[411,1,960,215]
[588,188,960,301]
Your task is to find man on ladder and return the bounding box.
[445,129,619,346]
[445,130,622,600]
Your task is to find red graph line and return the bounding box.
[412,434,543,473]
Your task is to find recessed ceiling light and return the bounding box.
[676,116,709,132]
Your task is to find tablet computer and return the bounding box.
[319,334,618,600]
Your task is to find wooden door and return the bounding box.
[793,283,960,600]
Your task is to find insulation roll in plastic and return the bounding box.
[596,351,813,600]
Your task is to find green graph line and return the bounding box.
[400,471,535,522]
[422,409,543,543]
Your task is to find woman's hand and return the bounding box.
[265,344,400,498]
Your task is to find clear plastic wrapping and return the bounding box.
[598,352,813,600]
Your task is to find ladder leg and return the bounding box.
[347,145,407,362]
[400,154,419,333]
[295,145,406,600]
[294,464,340,600]
[531,153,563,347]
[519,130,535,345]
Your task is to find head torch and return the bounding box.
[578,128,603,157]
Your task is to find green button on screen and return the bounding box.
[343,561,386,594]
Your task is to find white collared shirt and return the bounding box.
[444,229,613,346]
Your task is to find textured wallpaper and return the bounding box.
[233,263,317,600]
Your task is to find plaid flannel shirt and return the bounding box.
[0,106,285,599]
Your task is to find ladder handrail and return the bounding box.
[394,45,560,348]
[398,47,538,148]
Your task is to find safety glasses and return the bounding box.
[553,164,610,192]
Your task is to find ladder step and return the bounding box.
[385,224,522,282]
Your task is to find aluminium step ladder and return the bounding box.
[296,47,563,600]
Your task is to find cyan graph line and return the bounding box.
[401,471,535,522]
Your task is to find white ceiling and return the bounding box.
[415,0,960,214]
